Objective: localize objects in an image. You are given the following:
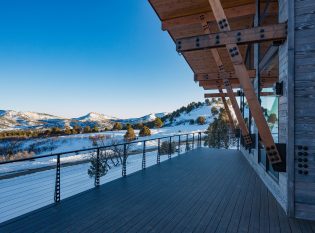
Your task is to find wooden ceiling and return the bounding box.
[149,0,279,90]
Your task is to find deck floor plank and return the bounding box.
[0,148,314,233]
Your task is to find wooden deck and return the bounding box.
[1,148,315,233]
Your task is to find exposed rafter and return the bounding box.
[259,45,279,72]
[194,70,277,82]
[176,23,287,53]
[162,2,278,31]
[194,70,256,81]
[204,92,274,98]
[198,77,278,87]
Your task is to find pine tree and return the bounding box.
[211,107,219,116]
[113,122,123,131]
[268,113,277,124]
[139,126,151,137]
[92,126,99,132]
[197,116,206,125]
[83,126,91,133]
[64,126,72,135]
[124,127,136,141]
[154,117,163,128]
[205,116,231,149]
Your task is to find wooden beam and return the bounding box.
[204,92,274,98]
[162,2,278,31]
[220,89,235,130]
[208,0,282,165]
[176,23,287,53]
[259,45,279,72]
[194,70,256,81]
[198,16,252,144]
[199,77,278,86]
[195,70,277,81]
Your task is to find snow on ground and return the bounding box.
[0,124,208,174]
[0,142,199,223]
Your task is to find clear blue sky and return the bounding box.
[0,0,205,118]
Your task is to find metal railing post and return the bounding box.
[157,139,161,164]
[54,154,61,203]
[122,144,127,177]
[198,132,202,147]
[95,149,100,187]
[186,134,189,151]
[178,135,181,155]
[142,141,146,170]
[237,136,240,151]
[168,136,172,159]
[192,133,195,149]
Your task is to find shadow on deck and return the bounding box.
[1,148,315,233]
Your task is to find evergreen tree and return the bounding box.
[92,126,99,132]
[124,127,136,141]
[211,106,219,116]
[64,126,72,135]
[83,126,91,133]
[268,113,277,124]
[197,116,206,125]
[154,117,163,128]
[73,125,82,134]
[139,126,151,137]
[205,117,230,149]
[113,122,123,131]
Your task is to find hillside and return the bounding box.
[0,100,225,131]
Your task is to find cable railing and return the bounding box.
[0,131,207,223]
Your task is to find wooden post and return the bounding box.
[199,15,252,145]
[208,0,282,164]
[221,91,235,130]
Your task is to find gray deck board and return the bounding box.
[0,148,314,233]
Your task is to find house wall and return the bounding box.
[240,0,290,215]
[293,0,315,221]
[241,0,315,220]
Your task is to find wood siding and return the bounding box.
[293,0,315,221]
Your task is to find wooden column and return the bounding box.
[208,0,282,164]
[199,15,252,144]
[219,89,235,130]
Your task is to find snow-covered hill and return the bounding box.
[118,113,167,124]
[0,110,114,131]
[0,100,226,131]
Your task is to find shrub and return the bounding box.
[268,113,277,124]
[139,126,151,137]
[197,116,206,125]
[83,126,91,133]
[159,141,176,155]
[124,127,136,141]
[113,122,123,131]
[154,118,163,128]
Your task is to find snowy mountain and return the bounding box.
[73,112,117,122]
[118,113,167,124]
[0,110,114,131]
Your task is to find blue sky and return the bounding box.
[0,0,205,118]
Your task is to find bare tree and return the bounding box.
[88,137,133,178]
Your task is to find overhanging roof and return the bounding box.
[149,0,279,90]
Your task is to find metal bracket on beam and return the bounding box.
[176,23,287,53]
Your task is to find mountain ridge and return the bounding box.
[0,100,221,131]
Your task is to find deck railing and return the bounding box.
[0,131,207,223]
